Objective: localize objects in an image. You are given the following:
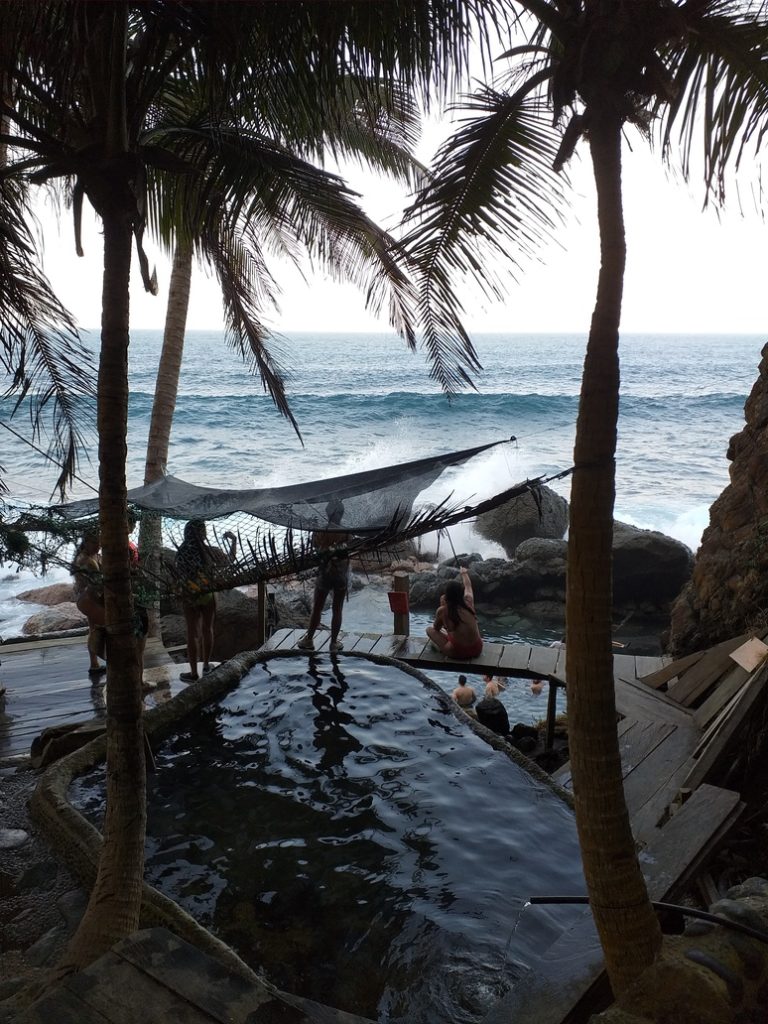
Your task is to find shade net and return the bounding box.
[2,438,572,600]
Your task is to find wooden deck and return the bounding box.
[0,634,192,760]
[20,926,373,1024]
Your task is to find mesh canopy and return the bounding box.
[53,438,512,532]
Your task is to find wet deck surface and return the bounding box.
[0,635,192,760]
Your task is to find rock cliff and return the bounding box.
[669,342,768,655]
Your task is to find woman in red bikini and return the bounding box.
[427,566,483,660]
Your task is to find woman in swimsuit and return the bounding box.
[427,566,483,660]
[71,529,107,676]
[176,519,217,681]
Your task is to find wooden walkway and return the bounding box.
[20,926,373,1024]
[0,634,192,760]
[259,626,669,687]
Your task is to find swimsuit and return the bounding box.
[316,556,349,594]
[446,633,483,659]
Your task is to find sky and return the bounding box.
[34,120,767,339]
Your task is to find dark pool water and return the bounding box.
[71,656,586,1023]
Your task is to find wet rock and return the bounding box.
[612,521,693,604]
[22,602,86,635]
[475,485,568,557]
[475,697,510,737]
[26,924,65,967]
[0,829,29,850]
[16,582,74,606]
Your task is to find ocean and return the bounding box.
[1,330,761,650]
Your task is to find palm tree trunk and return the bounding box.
[144,240,193,483]
[565,110,662,997]
[59,5,146,967]
[61,205,147,969]
[140,240,193,636]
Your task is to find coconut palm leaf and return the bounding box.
[400,78,566,391]
[659,0,768,204]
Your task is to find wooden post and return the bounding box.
[392,571,410,636]
[545,679,558,750]
[256,580,267,647]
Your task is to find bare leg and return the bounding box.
[183,604,201,679]
[296,585,327,647]
[426,625,450,652]
[330,588,346,644]
[200,601,216,669]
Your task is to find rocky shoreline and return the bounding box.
[10,487,693,662]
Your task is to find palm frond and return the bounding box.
[400,79,566,392]
[0,178,94,498]
[660,0,768,204]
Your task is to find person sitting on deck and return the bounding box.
[452,674,477,715]
[426,566,483,660]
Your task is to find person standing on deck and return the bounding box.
[176,519,219,682]
[71,529,106,677]
[297,499,350,654]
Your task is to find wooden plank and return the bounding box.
[639,649,704,690]
[346,633,382,655]
[473,641,505,673]
[614,675,694,727]
[667,633,750,707]
[618,720,676,775]
[496,642,533,675]
[693,662,751,730]
[392,635,431,660]
[633,655,668,681]
[641,784,743,895]
[682,664,768,791]
[612,652,638,683]
[257,627,295,652]
[525,644,561,679]
[626,726,701,840]
[0,633,88,654]
[46,951,216,1024]
[369,634,409,658]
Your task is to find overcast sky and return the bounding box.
[35,124,767,339]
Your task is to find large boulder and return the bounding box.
[16,582,74,606]
[22,602,87,635]
[474,485,568,557]
[408,523,690,625]
[612,522,693,604]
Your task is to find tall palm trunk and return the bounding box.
[140,240,193,636]
[58,3,146,970]
[61,206,147,969]
[565,110,662,996]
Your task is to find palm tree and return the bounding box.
[140,74,427,639]
[401,0,768,998]
[1,0,500,971]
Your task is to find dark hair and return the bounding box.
[458,674,467,685]
[70,528,99,575]
[444,578,475,620]
[184,519,206,542]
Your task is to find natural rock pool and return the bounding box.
[70,655,586,1023]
